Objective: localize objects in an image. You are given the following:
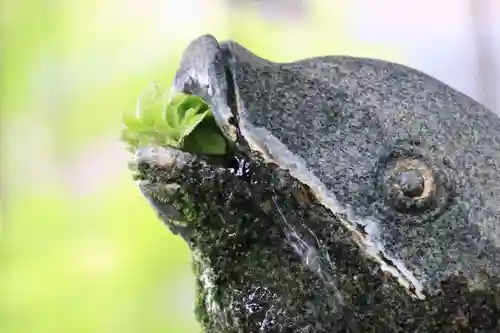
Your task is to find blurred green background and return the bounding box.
[0,1,398,332]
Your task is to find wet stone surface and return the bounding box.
[133,35,500,332]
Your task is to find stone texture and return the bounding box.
[133,35,500,332]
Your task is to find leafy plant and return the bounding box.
[121,83,227,155]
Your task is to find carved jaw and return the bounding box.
[128,34,500,332]
[132,34,427,299]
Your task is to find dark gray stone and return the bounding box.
[131,34,500,332]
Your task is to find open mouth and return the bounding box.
[122,83,227,152]
[121,78,253,227]
[119,86,235,236]
[121,35,259,238]
[121,80,248,174]
[121,34,258,183]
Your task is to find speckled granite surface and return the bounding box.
[132,35,500,332]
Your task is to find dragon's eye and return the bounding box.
[374,143,453,218]
[382,157,438,213]
[398,169,425,197]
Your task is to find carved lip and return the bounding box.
[133,146,192,238]
[147,35,428,301]
[172,35,242,150]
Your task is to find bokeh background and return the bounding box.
[1,1,498,332]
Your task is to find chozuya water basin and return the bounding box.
[130,34,500,332]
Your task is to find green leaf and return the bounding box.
[152,105,177,139]
[183,124,227,156]
[135,82,165,127]
[121,107,146,132]
[120,83,228,156]
[164,95,182,131]
[179,110,210,140]
[179,95,209,114]
[182,107,202,124]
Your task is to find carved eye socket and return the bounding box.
[382,157,439,213]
